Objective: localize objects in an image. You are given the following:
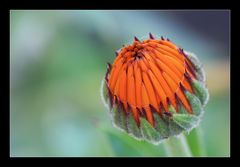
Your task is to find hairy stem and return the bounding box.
[163,134,192,157]
[187,127,206,156]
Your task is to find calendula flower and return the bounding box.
[101,33,209,144]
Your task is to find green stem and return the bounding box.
[186,127,206,156]
[163,134,192,157]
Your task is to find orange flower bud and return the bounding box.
[101,33,209,144]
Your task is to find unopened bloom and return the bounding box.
[101,33,209,144]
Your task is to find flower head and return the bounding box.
[101,33,209,144]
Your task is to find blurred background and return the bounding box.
[10,10,230,157]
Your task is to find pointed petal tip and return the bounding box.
[166,97,171,106]
[141,108,147,118]
[174,93,180,102]
[114,95,118,105]
[163,111,172,117]
[184,71,192,81]
[179,82,186,93]
[136,107,143,117]
[107,62,111,68]
[134,36,140,42]
[149,33,154,39]
[104,73,108,82]
[120,101,127,113]
[178,48,186,56]
[149,104,158,114]
[105,63,111,82]
[174,93,182,111]
[159,102,164,110]
[107,62,112,72]
[127,102,131,110]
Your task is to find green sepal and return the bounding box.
[153,113,169,139]
[178,102,189,114]
[185,91,203,116]
[102,81,108,103]
[195,68,206,83]
[172,114,199,132]
[140,118,161,143]
[101,79,111,110]
[168,105,177,114]
[168,119,184,136]
[127,111,142,138]
[112,105,128,132]
[185,51,206,82]
[191,79,209,107]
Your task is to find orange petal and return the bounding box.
[162,72,192,113]
[118,68,128,111]
[138,58,148,72]
[144,107,154,126]
[133,62,142,108]
[182,77,193,93]
[127,64,136,107]
[142,72,158,111]
[150,50,183,79]
[155,43,184,61]
[141,82,149,107]
[147,70,167,112]
[155,58,181,85]
[159,40,178,50]
[109,57,124,90]
[164,54,185,74]
[131,107,140,126]
[146,45,183,65]
[141,83,154,125]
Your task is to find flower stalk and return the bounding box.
[163,133,192,157]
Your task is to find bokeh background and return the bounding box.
[10,10,230,157]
